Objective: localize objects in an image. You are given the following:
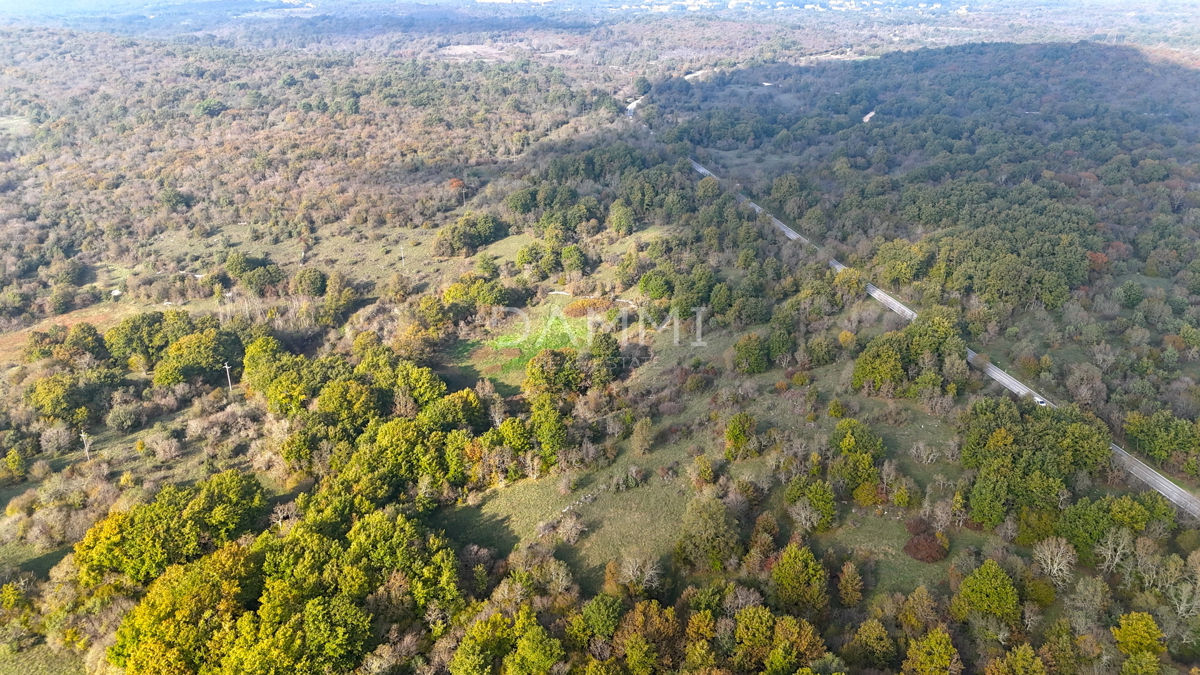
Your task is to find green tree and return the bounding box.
[108,543,259,673]
[902,626,963,675]
[290,267,328,296]
[847,619,895,669]
[242,336,287,395]
[25,372,83,422]
[505,613,564,675]
[838,561,863,607]
[319,271,358,326]
[675,497,739,571]
[1119,280,1144,308]
[852,333,906,390]
[153,329,242,387]
[984,644,1047,675]
[530,394,568,462]
[733,333,769,374]
[1119,653,1160,675]
[696,176,720,202]
[562,245,586,273]
[181,470,268,544]
[315,380,383,441]
[105,312,170,366]
[607,199,635,235]
[953,559,1020,624]
[806,481,836,531]
[5,448,25,479]
[193,98,227,117]
[831,418,886,460]
[302,594,373,672]
[725,412,757,459]
[523,349,584,396]
[75,486,202,585]
[631,418,653,456]
[638,269,674,300]
[772,544,828,618]
[451,612,515,675]
[583,594,624,640]
[732,605,775,671]
[590,332,622,386]
[501,417,533,454]
[61,322,109,362]
[1111,612,1165,656]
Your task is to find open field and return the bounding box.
[437,295,981,597]
[448,293,595,394]
[0,116,30,137]
[0,646,83,675]
[814,515,996,596]
[0,299,164,366]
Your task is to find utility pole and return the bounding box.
[80,432,92,461]
[224,362,233,396]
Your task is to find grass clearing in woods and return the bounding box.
[0,646,83,675]
[813,515,997,596]
[0,116,31,137]
[0,300,159,366]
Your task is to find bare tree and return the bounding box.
[40,424,73,455]
[1095,527,1134,576]
[618,553,662,595]
[1135,536,1163,591]
[1065,576,1112,635]
[271,501,299,530]
[558,513,585,545]
[1066,363,1106,407]
[1091,342,1117,370]
[930,499,953,533]
[908,441,939,465]
[1022,602,1043,632]
[788,497,821,535]
[996,514,1018,543]
[1168,579,1200,619]
[1032,537,1078,589]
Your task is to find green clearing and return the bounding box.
[147,198,546,291]
[814,515,997,596]
[0,299,163,366]
[0,116,31,137]
[437,297,983,597]
[452,294,593,393]
[0,645,83,675]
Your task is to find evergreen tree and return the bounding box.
[771,544,829,618]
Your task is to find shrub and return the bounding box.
[39,425,73,455]
[852,481,879,507]
[904,533,948,562]
[828,398,845,418]
[106,403,144,432]
[29,461,51,481]
[724,413,757,460]
[658,401,686,417]
[733,334,769,374]
[1024,578,1056,608]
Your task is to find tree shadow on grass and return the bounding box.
[21,547,70,579]
[432,503,520,557]
[553,542,608,597]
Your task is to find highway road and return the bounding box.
[688,158,1200,520]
